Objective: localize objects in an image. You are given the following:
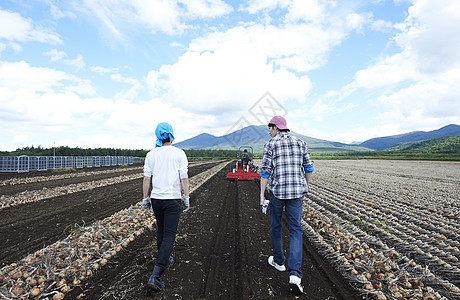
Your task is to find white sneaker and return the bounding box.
[268,256,286,271]
[289,275,304,295]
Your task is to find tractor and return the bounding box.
[226,146,261,181]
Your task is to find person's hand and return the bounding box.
[141,197,151,209]
[182,195,190,213]
[260,193,266,206]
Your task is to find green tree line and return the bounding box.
[0,146,148,157]
[0,146,242,160]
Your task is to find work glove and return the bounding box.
[141,197,151,209]
[182,195,190,213]
[262,199,269,214]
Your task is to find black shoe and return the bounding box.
[147,275,165,291]
[146,266,166,291]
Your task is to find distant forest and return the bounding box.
[0,146,147,157]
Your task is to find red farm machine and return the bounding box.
[226,146,261,181]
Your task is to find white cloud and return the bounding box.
[371,19,393,32]
[0,61,98,128]
[240,0,289,14]
[110,74,142,100]
[0,59,200,150]
[0,60,69,92]
[190,21,346,72]
[376,68,460,130]
[182,0,233,18]
[44,49,86,69]
[65,54,86,69]
[0,9,61,44]
[81,0,232,37]
[90,66,125,74]
[345,52,419,91]
[321,0,460,134]
[43,49,67,61]
[394,0,460,75]
[146,24,319,115]
[285,0,326,24]
[65,78,96,95]
[44,49,67,61]
[170,41,185,48]
[346,12,371,32]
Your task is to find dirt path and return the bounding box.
[0,162,220,268]
[67,163,359,299]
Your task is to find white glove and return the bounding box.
[182,195,190,213]
[141,197,151,209]
[262,199,269,214]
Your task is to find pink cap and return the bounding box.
[268,115,289,131]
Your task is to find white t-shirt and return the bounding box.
[143,145,188,199]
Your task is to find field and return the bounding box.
[0,160,459,299]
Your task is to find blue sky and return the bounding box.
[1,0,459,150]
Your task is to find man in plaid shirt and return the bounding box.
[260,115,314,295]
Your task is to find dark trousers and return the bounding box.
[151,199,181,269]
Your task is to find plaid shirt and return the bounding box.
[261,132,314,199]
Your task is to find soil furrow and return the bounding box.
[0,168,142,196]
[201,179,244,298]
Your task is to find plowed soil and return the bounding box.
[1,162,359,299]
[0,162,216,267]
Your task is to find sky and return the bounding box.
[1,0,460,151]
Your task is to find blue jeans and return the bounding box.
[269,191,303,278]
[151,199,181,269]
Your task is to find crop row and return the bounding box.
[301,160,460,300]
[0,166,140,186]
[0,161,229,300]
[0,160,209,186]
[302,202,456,300]
[0,173,143,209]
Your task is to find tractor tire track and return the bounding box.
[201,179,244,298]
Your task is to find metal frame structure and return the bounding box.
[0,155,134,173]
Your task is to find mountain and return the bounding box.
[175,124,460,152]
[174,133,220,149]
[175,125,371,152]
[386,135,460,152]
[359,124,460,150]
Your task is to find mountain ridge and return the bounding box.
[174,124,460,152]
[359,124,460,150]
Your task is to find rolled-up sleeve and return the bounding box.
[260,142,273,176]
[178,151,188,179]
[304,165,314,173]
[143,153,152,177]
[260,171,271,179]
[302,143,314,173]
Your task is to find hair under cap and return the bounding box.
[268,115,289,131]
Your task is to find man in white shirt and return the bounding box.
[142,122,190,292]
